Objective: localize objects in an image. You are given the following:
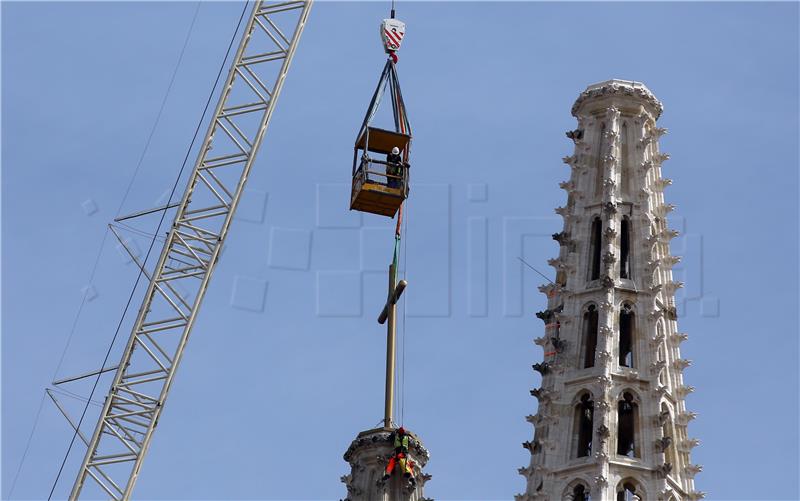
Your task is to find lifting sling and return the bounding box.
[350,59,412,218]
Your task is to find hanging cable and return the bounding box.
[6,390,47,499]
[48,387,104,407]
[46,3,249,498]
[400,196,410,426]
[112,221,168,243]
[51,0,198,384]
[517,256,555,285]
[114,16,200,220]
[50,232,110,383]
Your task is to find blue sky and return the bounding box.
[2,1,798,499]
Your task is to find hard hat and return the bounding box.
[398,427,405,434]
[391,147,400,155]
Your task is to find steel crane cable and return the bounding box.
[112,221,168,243]
[45,3,249,499]
[6,390,46,499]
[49,387,105,407]
[51,0,203,384]
[396,112,408,427]
[391,51,409,427]
[365,73,390,131]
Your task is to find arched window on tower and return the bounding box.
[616,480,642,501]
[620,216,632,279]
[573,393,594,458]
[582,305,599,368]
[617,392,639,458]
[572,484,591,501]
[619,304,635,367]
[594,123,606,197]
[589,217,602,281]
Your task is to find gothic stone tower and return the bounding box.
[517,80,703,501]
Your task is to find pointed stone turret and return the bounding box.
[518,80,701,500]
[342,427,431,501]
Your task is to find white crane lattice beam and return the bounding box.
[69,2,312,498]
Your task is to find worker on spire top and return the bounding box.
[382,427,416,484]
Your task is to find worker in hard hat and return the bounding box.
[382,427,415,483]
[386,146,403,189]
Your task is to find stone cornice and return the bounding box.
[607,457,657,472]
[343,428,430,465]
[546,457,598,476]
[572,80,663,119]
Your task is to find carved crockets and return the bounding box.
[552,231,573,246]
[655,436,673,452]
[530,387,553,401]
[532,362,550,375]
[522,439,544,454]
[519,80,698,501]
[563,155,578,167]
[685,464,703,478]
[566,128,584,143]
[536,309,555,323]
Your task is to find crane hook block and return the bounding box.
[381,18,405,54]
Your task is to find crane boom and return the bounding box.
[69,2,312,498]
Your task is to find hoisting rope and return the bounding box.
[386,0,400,61]
[362,68,391,135]
[389,26,410,426]
[359,59,409,149]
[399,194,409,426]
[393,71,408,426]
[390,192,404,424]
[372,2,410,427]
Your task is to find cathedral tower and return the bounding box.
[518,80,703,500]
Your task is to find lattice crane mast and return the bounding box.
[66,2,312,498]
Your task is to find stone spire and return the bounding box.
[341,427,431,501]
[517,80,703,500]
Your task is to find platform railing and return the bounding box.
[355,156,409,195]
